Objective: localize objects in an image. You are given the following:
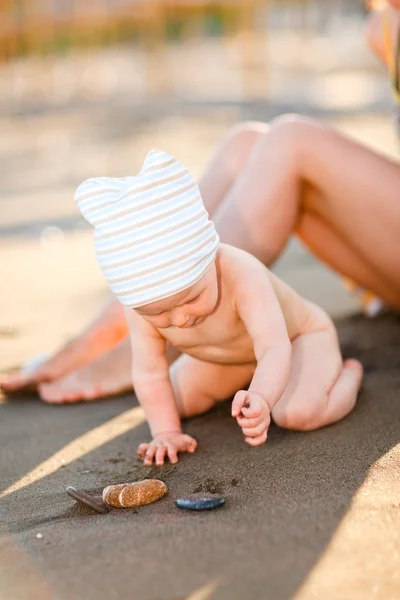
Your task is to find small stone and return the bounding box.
[176,494,225,511]
[102,483,129,508]
[118,480,168,508]
[36,533,43,539]
[66,486,110,514]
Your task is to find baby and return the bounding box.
[75,150,363,466]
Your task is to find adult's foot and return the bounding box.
[38,338,133,403]
[0,299,128,393]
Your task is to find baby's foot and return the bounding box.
[38,338,133,403]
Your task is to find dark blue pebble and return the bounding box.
[176,495,225,511]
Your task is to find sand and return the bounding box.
[0,312,400,600]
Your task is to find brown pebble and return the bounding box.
[102,483,129,508]
[118,480,168,508]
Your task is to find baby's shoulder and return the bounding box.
[218,244,271,281]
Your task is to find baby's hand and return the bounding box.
[231,390,271,446]
[137,432,198,466]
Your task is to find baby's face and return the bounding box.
[134,264,219,329]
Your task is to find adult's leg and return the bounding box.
[209,115,400,309]
[38,339,181,403]
[0,299,128,391]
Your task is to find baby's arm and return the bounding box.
[125,308,197,465]
[231,266,292,446]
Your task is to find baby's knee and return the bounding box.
[170,368,215,419]
[176,388,216,420]
[272,402,321,432]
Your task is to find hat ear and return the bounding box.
[140,149,177,174]
[74,177,122,227]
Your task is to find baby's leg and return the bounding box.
[170,355,255,419]
[272,324,363,431]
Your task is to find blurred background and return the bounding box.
[0,0,398,370]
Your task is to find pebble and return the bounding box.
[175,494,226,511]
[102,483,129,508]
[118,480,168,508]
[66,486,110,514]
[36,533,43,539]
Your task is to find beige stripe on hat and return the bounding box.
[74,149,219,308]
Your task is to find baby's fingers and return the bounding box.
[245,431,267,446]
[166,444,179,464]
[241,422,268,439]
[236,415,262,429]
[185,437,198,453]
[144,445,157,466]
[241,396,265,418]
[137,443,149,459]
[155,446,168,466]
[231,390,248,417]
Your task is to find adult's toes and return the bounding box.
[1,372,31,391]
[38,383,58,402]
[81,386,104,401]
[39,383,73,403]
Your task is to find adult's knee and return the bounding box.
[227,120,269,143]
[268,114,320,146]
[225,116,317,171]
[220,121,269,176]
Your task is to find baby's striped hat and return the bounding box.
[74,149,219,308]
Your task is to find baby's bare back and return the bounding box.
[160,245,332,365]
